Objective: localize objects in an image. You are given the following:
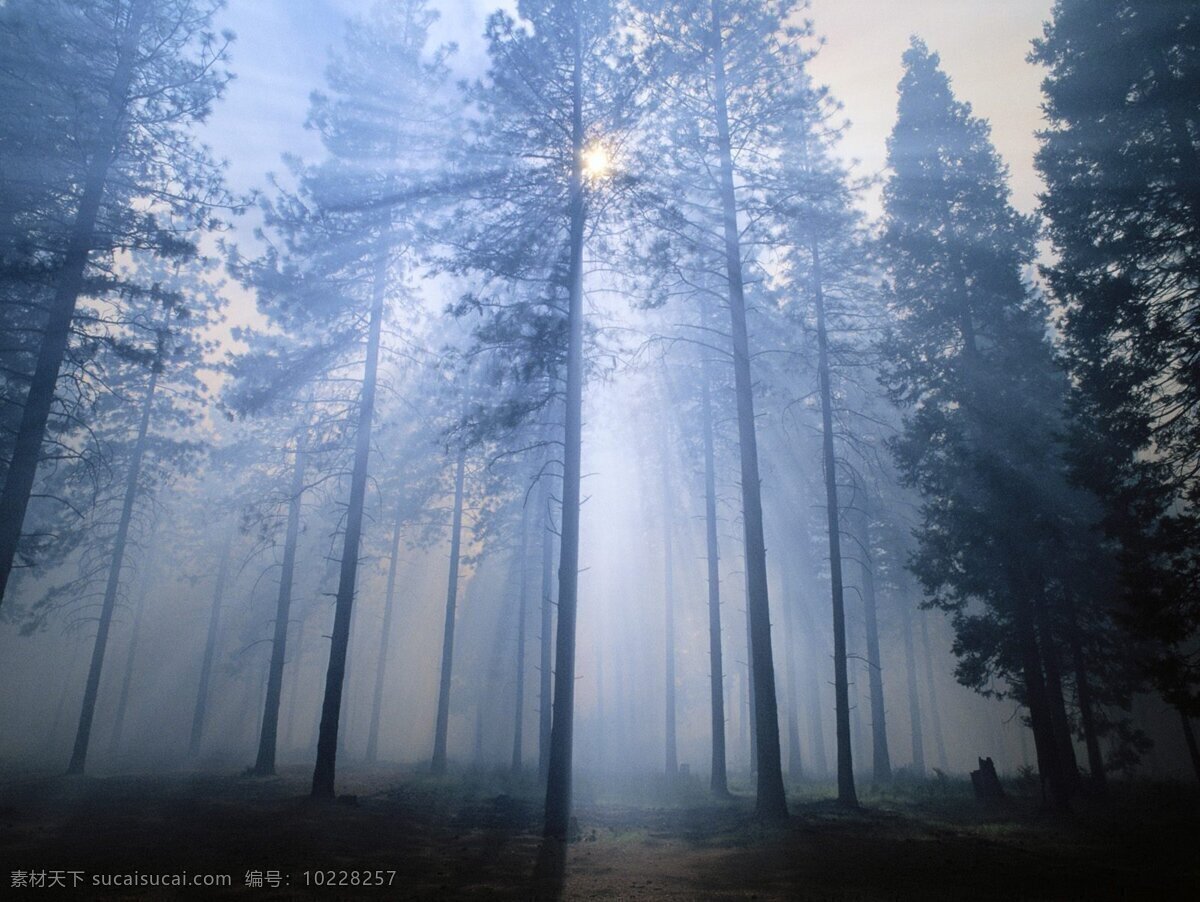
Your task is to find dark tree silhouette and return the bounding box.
[1033,0,1200,748]
[0,0,234,605]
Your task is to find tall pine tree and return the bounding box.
[448,0,639,841]
[1033,0,1200,735]
[880,39,1081,809]
[228,0,450,798]
[0,0,234,606]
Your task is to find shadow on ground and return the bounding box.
[0,765,1196,899]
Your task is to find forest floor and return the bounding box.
[0,763,1196,900]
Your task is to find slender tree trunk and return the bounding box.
[1010,567,1071,810]
[709,0,787,820]
[543,9,587,841]
[309,658,323,755]
[338,585,362,759]
[284,621,305,754]
[805,642,828,777]
[899,602,926,776]
[744,577,758,773]
[253,435,306,776]
[538,483,556,782]
[782,590,803,783]
[792,598,828,778]
[729,671,739,767]
[108,582,148,758]
[310,250,386,798]
[852,501,892,784]
[252,669,267,755]
[1034,595,1080,793]
[431,446,467,774]
[1019,610,1070,810]
[190,529,233,759]
[67,360,159,775]
[46,647,82,761]
[366,502,405,765]
[808,238,857,807]
[1180,711,1200,786]
[661,432,678,779]
[0,0,150,607]
[512,499,530,773]
[918,610,949,770]
[1062,593,1105,792]
[848,612,865,775]
[700,364,729,795]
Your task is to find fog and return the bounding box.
[1,0,1198,897]
[1,293,1050,780]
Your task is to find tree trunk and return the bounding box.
[190,529,233,759]
[46,645,82,760]
[0,0,150,607]
[848,611,865,775]
[709,0,787,820]
[67,359,159,775]
[1010,566,1071,810]
[700,363,729,795]
[253,434,306,776]
[782,589,803,783]
[899,601,926,776]
[366,501,405,765]
[808,237,857,807]
[1180,710,1200,786]
[745,574,758,774]
[661,432,678,779]
[284,620,305,754]
[918,610,949,770]
[852,500,892,785]
[1019,613,1070,810]
[538,482,556,782]
[1034,594,1080,794]
[431,446,467,775]
[252,667,267,755]
[1062,592,1105,792]
[543,8,587,841]
[108,582,148,758]
[310,250,386,798]
[512,499,530,773]
[805,642,829,777]
[791,597,828,778]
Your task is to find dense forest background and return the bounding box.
[0,2,1198,893]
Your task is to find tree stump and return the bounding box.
[970,757,1005,800]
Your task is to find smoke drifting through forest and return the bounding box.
[0,0,1198,866]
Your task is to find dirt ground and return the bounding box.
[0,765,1196,900]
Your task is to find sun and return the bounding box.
[582,142,613,181]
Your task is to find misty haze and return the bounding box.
[0,1,1197,899]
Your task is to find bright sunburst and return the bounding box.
[582,142,613,181]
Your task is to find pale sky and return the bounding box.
[204,0,1055,231]
[808,0,1055,215]
[204,0,499,203]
